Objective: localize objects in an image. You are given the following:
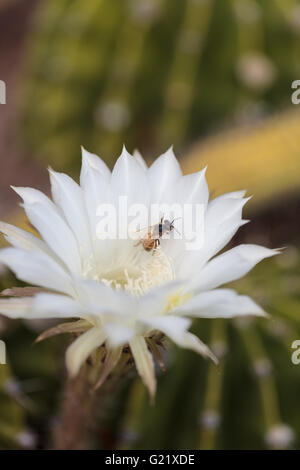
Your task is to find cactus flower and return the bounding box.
[0,147,278,398]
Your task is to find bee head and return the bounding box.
[163,219,173,232]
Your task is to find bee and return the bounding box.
[135,216,180,253]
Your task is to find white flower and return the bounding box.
[0,147,278,398]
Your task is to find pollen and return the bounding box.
[165,289,192,312]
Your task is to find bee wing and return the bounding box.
[135,226,147,233]
[135,224,156,236]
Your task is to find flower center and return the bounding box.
[100,247,175,296]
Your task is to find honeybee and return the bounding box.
[135,216,180,252]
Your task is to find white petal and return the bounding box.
[80,146,111,181]
[178,168,209,205]
[49,169,93,263]
[133,149,148,171]
[171,331,218,364]
[80,150,113,267]
[191,244,279,292]
[13,187,81,274]
[130,335,156,399]
[104,323,135,347]
[173,289,266,318]
[111,147,151,262]
[66,326,106,377]
[163,169,208,260]
[11,186,50,205]
[140,314,191,337]
[142,315,217,364]
[0,293,82,320]
[80,149,111,193]
[175,194,251,280]
[183,217,249,275]
[148,147,182,204]
[179,218,248,280]
[0,247,74,295]
[76,278,135,316]
[212,190,247,200]
[32,293,83,318]
[0,297,32,318]
[0,221,54,257]
[111,146,149,205]
[138,280,185,317]
[206,196,251,229]
[80,164,111,223]
[206,219,249,258]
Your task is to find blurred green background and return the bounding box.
[0,0,300,450]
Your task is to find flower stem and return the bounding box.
[53,351,133,449]
[53,365,95,450]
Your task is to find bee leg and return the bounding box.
[152,239,160,255]
[134,240,141,247]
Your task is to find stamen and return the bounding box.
[100,247,174,296]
